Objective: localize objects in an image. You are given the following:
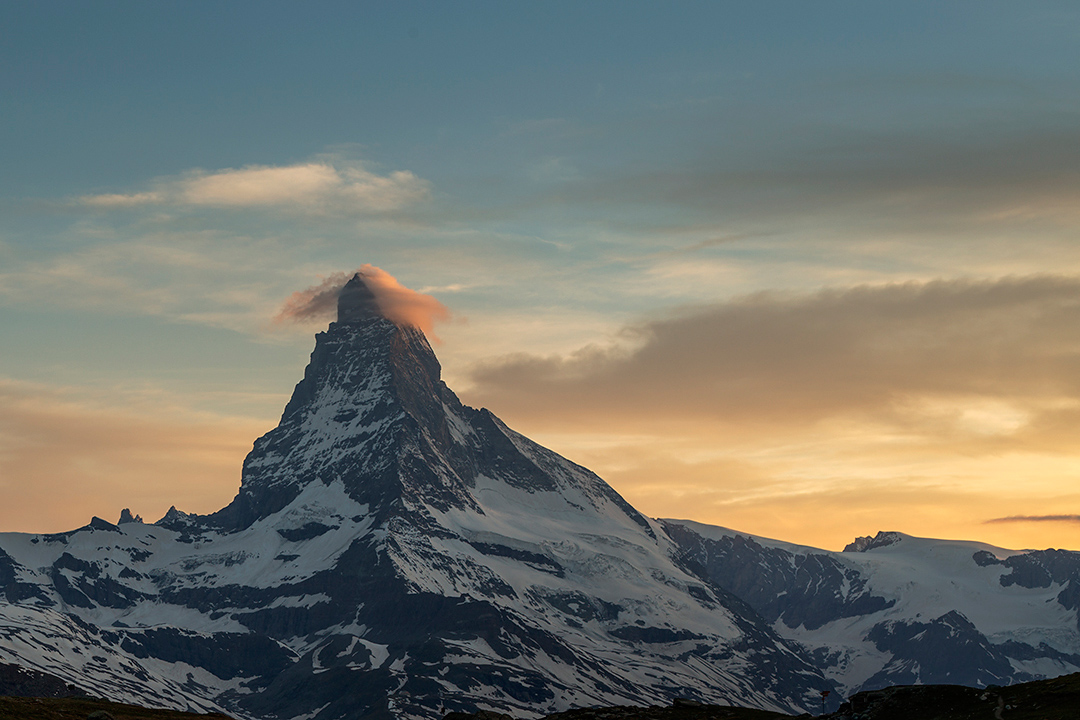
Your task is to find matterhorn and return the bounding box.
[0,274,835,720]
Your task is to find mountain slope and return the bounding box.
[662,522,1080,697]
[0,275,834,720]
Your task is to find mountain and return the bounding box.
[661,522,1080,698]
[0,275,834,720]
[0,661,87,699]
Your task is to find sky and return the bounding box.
[2,1,1080,550]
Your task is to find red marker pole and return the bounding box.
[820,690,830,715]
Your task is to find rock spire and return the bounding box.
[337,272,381,323]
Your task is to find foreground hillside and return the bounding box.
[6,672,1080,720]
[0,696,233,720]
[460,672,1080,720]
[824,671,1080,719]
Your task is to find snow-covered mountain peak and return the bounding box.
[203,315,454,532]
[661,520,1080,697]
[0,307,839,718]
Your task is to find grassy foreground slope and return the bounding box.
[456,672,1080,720]
[3,672,1080,720]
[0,696,234,720]
[827,671,1080,720]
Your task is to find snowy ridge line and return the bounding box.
[661,521,1080,696]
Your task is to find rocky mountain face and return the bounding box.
[661,522,1080,697]
[0,662,87,699]
[0,275,835,720]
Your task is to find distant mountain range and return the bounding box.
[665,524,1080,696]
[0,274,1077,720]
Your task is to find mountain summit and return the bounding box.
[207,276,453,532]
[338,272,382,323]
[0,278,835,720]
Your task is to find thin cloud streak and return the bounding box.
[78,160,429,214]
[986,515,1080,525]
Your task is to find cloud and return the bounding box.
[274,273,346,324]
[522,426,1080,551]
[274,264,451,338]
[181,163,344,206]
[80,191,164,208]
[78,160,428,213]
[548,121,1080,236]
[985,515,1080,525]
[465,275,1080,439]
[0,231,323,334]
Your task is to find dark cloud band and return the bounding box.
[985,515,1080,525]
[465,274,1080,440]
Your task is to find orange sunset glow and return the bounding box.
[3,3,1080,554]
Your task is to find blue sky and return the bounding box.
[3,2,1080,548]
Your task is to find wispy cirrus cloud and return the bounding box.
[78,159,429,214]
[985,515,1080,525]
[545,121,1080,238]
[80,191,164,208]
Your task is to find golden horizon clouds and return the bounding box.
[466,275,1080,432]
[78,160,428,213]
[527,430,1080,551]
[274,265,452,338]
[462,275,1080,550]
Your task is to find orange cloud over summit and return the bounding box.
[275,265,451,339]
